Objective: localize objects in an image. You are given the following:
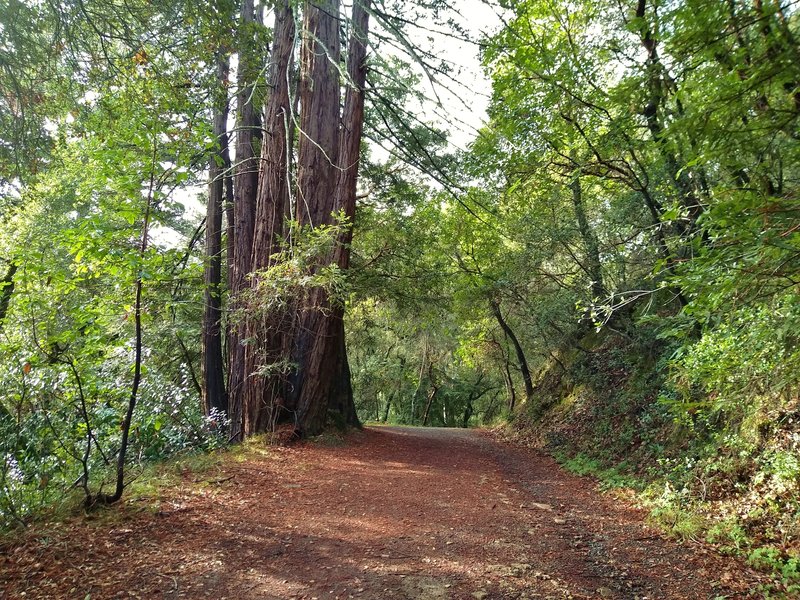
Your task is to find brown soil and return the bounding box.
[0,426,764,599]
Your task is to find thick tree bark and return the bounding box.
[202,52,230,419]
[226,0,370,439]
[288,0,369,435]
[295,0,341,230]
[333,0,371,266]
[228,0,261,441]
[327,0,371,429]
[327,327,360,426]
[288,0,342,436]
[490,300,534,401]
[241,0,296,436]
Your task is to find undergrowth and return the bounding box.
[0,435,278,544]
[509,321,800,598]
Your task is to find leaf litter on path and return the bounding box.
[0,426,764,599]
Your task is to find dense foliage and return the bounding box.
[344,0,800,590]
[1,0,799,588]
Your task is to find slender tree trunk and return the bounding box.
[382,391,393,422]
[222,54,236,381]
[411,336,428,423]
[421,362,438,426]
[97,140,157,505]
[461,400,473,429]
[461,375,490,428]
[421,380,439,427]
[202,52,230,418]
[635,0,704,228]
[503,358,516,412]
[490,336,517,411]
[490,299,534,401]
[569,165,605,301]
[0,262,17,330]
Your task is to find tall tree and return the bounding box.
[241,0,296,436]
[327,0,372,427]
[227,0,262,441]
[226,0,371,438]
[202,51,232,420]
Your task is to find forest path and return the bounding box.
[1,426,761,599]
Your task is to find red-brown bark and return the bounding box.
[241,0,296,436]
[289,0,370,435]
[202,52,230,419]
[328,0,371,428]
[227,0,260,441]
[228,0,369,438]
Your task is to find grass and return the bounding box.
[0,439,274,545]
[558,452,641,491]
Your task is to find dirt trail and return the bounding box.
[1,426,761,599]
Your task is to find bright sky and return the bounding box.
[161,1,504,242]
[410,0,503,150]
[375,0,503,152]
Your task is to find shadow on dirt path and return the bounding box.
[0,426,761,599]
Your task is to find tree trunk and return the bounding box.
[226,0,370,439]
[97,140,157,505]
[241,0,296,436]
[0,261,17,331]
[326,0,371,430]
[569,166,605,302]
[288,0,369,436]
[287,0,343,436]
[202,52,230,419]
[503,358,516,412]
[421,383,439,427]
[227,0,261,441]
[411,336,429,423]
[490,299,534,401]
[461,400,473,429]
[635,0,704,229]
[382,391,393,422]
[327,325,360,427]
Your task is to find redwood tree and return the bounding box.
[201,51,231,420]
[224,0,371,439]
[241,0,295,437]
[227,0,262,441]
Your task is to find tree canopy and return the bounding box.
[0,0,799,582]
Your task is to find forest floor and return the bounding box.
[0,426,766,599]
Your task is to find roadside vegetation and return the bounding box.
[0,0,798,594]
